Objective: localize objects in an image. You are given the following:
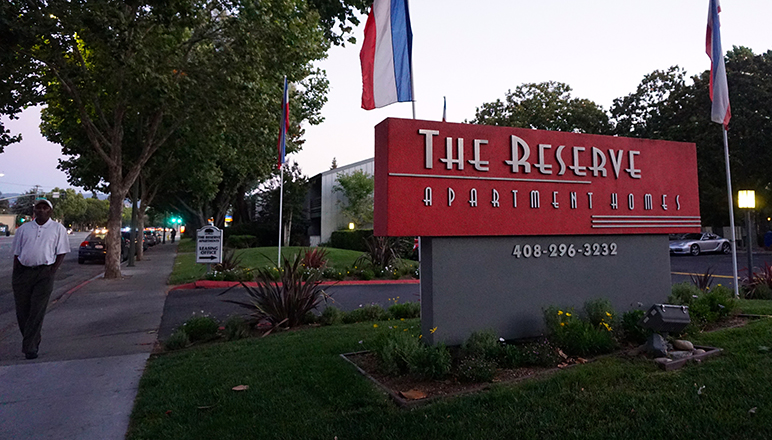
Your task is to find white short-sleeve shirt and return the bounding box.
[12,219,70,266]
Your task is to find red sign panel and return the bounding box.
[374,118,700,237]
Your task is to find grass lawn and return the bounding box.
[128,317,772,439]
[169,238,412,285]
[737,298,772,315]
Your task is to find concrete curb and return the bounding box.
[169,279,420,291]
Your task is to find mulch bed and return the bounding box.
[341,351,579,408]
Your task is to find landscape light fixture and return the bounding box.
[738,190,756,274]
[348,222,355,230]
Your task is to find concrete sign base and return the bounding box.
[421,235,671,346]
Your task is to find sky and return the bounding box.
[2,0,771,196]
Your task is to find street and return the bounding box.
[0,231,107,340]
[670,249,772,286]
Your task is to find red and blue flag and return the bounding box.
[706,0,730,129]
[277,76,289,168]
[360,0,413,110]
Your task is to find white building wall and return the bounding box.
[320,158,374,243]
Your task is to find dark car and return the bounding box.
[122,231,149,252]
[78,229,129,264]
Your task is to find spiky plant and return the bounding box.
[221,253,329,329]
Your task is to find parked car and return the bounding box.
[123,230,149,252]
[144,230,158,246]
[669,232,731,256]
[78,229,129,264]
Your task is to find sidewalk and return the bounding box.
[0,242,178,440]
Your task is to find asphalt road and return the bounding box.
[0,231,106,339]
[670,248,772,286]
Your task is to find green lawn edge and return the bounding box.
[168,239,415,285]
[128,318,772,439]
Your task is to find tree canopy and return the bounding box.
[1,0,366,277]
[471,81,611,134]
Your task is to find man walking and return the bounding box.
[12,198,70,359]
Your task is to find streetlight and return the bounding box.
[738,190,755,276]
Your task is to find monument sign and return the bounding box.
[374,118,700,345]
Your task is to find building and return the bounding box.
[306,158,374,246]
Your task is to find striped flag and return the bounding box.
[360,0,413,110]
[706,0,730,129]
[277,76,289,168]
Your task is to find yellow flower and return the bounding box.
[566,313,572,317]
[373,324,378,328]
[558,310,564,315]
[430,327,438,334]
[403,329,407,332]
[400,318,405,321]
[419,334,422,339]
[606,312,612,317]
[560,322,565,326]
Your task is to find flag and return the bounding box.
[442,96,446,122]
[360,0,413,110]
[706,0,730,129]
[277,76,289,168]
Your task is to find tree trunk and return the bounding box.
[105,189,126,279]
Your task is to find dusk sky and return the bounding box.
[2,0,770,196]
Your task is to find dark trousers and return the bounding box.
[12,265,56,355]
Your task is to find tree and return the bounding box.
[10,189,36,216]
[2,0,366,278]
[334,170,374,228]
[471,81,611,134]
[253,162,310,246]
[608,47,772,229]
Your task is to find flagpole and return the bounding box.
[722,128,740,297]
[278,165,284,267]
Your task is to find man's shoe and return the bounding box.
[25,352,38,360]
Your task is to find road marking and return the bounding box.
[671,271,736,280]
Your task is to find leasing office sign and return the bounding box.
[374,118,701,237]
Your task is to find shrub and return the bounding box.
[690,284,737,325]
[357,269,375,281]
[691,266,715,292]
[551,317,616,357]
[182,316,220,342]
[669,282,702,307]
[322,268,346,281]
[584,298,615,328]
[519,338,563,367]
[319,306,344,325]
[165,329,190,350]
[388,301,420,319]
[457,357,497,383]
[499,344,525,369]
[355,236,403,272]
[220,253,330,328]
[343,304,389,323]
[223,315,251,341]
[226,235,258,249]
[410,343,451,380]
[213,248,243,272]
[620,310,651,345]
[462,329,502,361]
[744,262,772,299]
[372,331,423,376]
[301,247,329,269]
[205,268,253,282]
[328,229,374,252]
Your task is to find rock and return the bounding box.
[693,349,706,355]
[653,357,672,366]
[669,350,692,360]
[673,340,694,351]
[644,333,668,358]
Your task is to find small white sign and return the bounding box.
[196,226,223,264]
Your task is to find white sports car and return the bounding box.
[669,233,731,256]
